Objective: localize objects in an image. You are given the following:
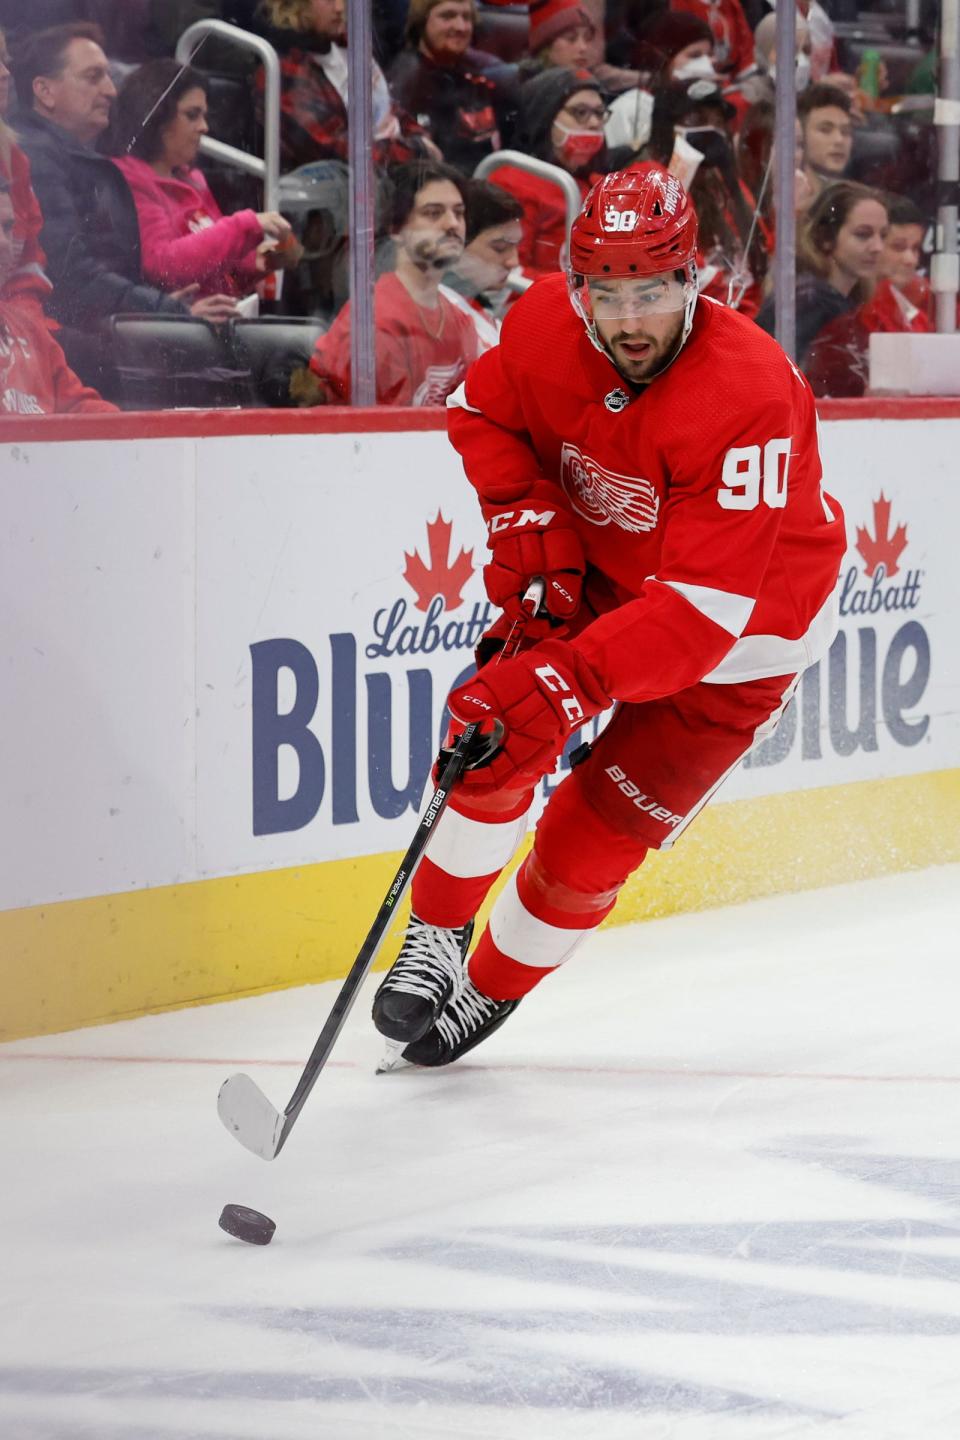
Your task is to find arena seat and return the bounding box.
[474,3,530,63]
[230,316,329,407]
[109,315,254,411]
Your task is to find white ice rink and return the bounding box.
[3,864,960,1440]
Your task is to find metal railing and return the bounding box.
[175,20,280,212]
[475,150,583,275]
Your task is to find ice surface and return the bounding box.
[2,865,960,1440]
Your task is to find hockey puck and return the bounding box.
[218,1204,276,1246]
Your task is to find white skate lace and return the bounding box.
[434,977,501,1046]
[387,917,468,1004]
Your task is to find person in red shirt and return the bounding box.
[0,178,115,414]
[372,163,845,1067]
[0,27,50,313]
[302,161,479,405]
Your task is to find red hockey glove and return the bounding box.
[448,640,610,791]
[481,481,585,623]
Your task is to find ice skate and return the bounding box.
[372,914,475,1044]
[400,976,519,1068]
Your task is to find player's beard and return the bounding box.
[604,313,686,385]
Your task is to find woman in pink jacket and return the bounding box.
[109,60,299,317]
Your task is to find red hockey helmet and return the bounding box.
[568,163,698,277]
[567,164,700,367]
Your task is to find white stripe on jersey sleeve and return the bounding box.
[702,589,839,684]
[661,579,756,637]
[446,381,481,413]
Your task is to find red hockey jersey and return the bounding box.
[447,273,845,702]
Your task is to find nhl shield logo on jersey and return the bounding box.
[560,441,661,533]
[603,388,631,413]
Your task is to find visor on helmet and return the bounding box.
[577,270,696,321]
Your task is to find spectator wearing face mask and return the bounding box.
[667,0,756,84]
[738,12,812,109]
[645,77,770,316]
[603,11,719,154]
[484,67,622,279]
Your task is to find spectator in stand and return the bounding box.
[740,11,811,108]
[441,177,523,352]
[387,0,516,175]
[107,60,300,317]
[755,180,888,373]
[668,0,756,84]
[486,67,619,279]
[257,0,438,174]
[525,0,643,98]
[646,77,770,315]
[296,160,479,406]
[602,11,719,155]
[798,83,852,203]
[0,27,50,310]
[10,23,210,391]
[0,177,116,412]
[880,194,929,316]
[803,194,935,399]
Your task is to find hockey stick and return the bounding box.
[217,578,546,1160]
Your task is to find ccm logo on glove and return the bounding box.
[480,482,586,624]
[487,507,557,535]
[533,663,585,726]
[446,640,610,791]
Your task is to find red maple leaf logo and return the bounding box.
[855,492,908,579]
[403,513,475,613]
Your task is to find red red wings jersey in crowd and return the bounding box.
[0,302,116,415]
[311,272,479,406]
[448,273,846,703]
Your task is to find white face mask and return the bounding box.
[769,53,812,90]
[672,53,719,83]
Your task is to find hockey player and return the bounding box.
[373,162,846,1067]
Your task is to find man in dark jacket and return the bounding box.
[11,22,188,388]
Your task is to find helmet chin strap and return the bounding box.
[570,264,700,384]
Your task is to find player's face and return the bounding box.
[545,24,594,68]
[459,220,521,291]
[34,37,116,143]
[0,193,14,287]
[398,180,466,269]
[828,199,887,289]
[423,1,473,59]
[802,105,852,177]
[588,273,690,384]
[881,222,924,289]
[160,87,208,171]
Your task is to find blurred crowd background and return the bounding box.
[0,0,948,415]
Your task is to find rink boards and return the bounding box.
[3,403,959,1039]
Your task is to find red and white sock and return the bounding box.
[411,794,531,929]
